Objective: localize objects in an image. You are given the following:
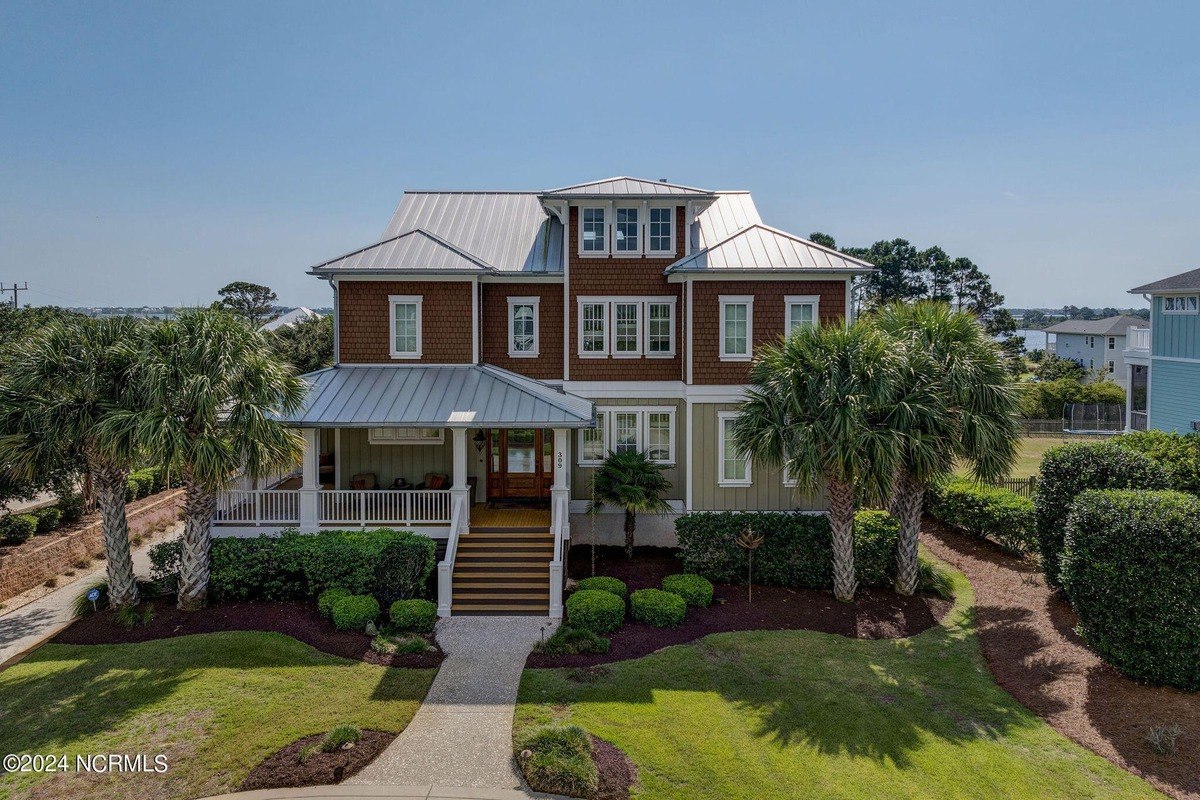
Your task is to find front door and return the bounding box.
[486,429,553,500]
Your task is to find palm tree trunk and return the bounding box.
[893,471,925,596]
[624,508,636,559]
[828,477,857,602]
[177,480,217,611]
[93,465,139,609]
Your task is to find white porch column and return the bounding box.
[1125,364,1134,432]
[450,428,470,534]
[549,427,570,618]
[299,427,321,532]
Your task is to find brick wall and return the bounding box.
[690,279,847,384]
[338,280,474,364]
[480,283,565,379]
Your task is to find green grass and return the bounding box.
[517,559,1163,800]
[0,631,435,800]
[955,435,1107,480]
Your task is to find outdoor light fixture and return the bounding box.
[472,430,487,453]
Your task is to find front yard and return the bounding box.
[0,631,435,800]
[516,562,1163,799]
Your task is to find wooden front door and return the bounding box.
[486,429,553,500]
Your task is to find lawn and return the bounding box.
[0,631,435,800]
[954,435,1108,479]
[516,561,1163,800]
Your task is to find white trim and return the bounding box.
[333,273,478,283]
[719,295,754,361]
[717,410,752,487]
[782,464,797,488]
[570,498,685,514]
[647,204,676,256]
[684,398,694,510]
[1162,295,1200,314]
[471,278,480,364]
[666,271,865,283]
[576,406,676,466]
[388,294,423,359]
[578,205,608,255]
[844,277,853,324]
[685,279,694,384]
[644,299,677,357]
[784,294,820,335]
[576,297,676,359]
[613,204,642,255]
[1149,354,1200,365]
[611,300,643,358]
[507,296,541,358]
[368,427,445,445]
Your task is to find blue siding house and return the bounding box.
[1124,267,1200,433]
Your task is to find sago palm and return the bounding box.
[0,317,146,607]
[589,449,673,558]
[730,323,900,602]
[870,301,1019,595]
[108,309,305,610]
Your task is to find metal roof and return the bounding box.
[1130,267,1200,294]
[280,365,595,428]
[540,176,715,198]
[310,229,495,275]
[696,192,762,248]
[1043,315,1148,336]
[666,223,875,274]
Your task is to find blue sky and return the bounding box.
[2,1,1198,310]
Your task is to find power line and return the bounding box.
[1,283,29,309]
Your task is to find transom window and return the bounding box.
[507,297,540,358]
[577,297,676,358]
[369,427,443,445]
[1163,295,1199,314]
[389,295,422,359]
[615,207,639,252]
[581,207,606,252]
[785,295,819,335]
[648,207,673,254]
[718,412,751,486]
[577,406,676,465]
[719,296,753,360]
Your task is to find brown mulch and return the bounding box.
[51,598,444,669]
[589,734,637,800]
[922,517,1200,800]
[527,546,951,668]
[238,729,394,791]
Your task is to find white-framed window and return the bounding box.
[614,207,639,253]
[507,297,540,358]
[720,296,753,361]
[369,427,444,445]
[1107,336,1116,350]
[577,406,676,466]
[577,297,675,358]
[612,302,641,356]
[580,302,607,356]
[646,302,674,356]
[1163,295,1199,314]
[389,295,422,359]
[785,295,819,335]
[782,464,797,488]
[1107,360,1115,374]
[717,411,751,486]
[580,207,606,253]
[648,206,674,255]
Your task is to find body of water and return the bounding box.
[998,328,1048,352]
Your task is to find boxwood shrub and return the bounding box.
[33,506,63,534]
[927,478,1036,554]
[331,594,380,632]
[1114,430,1200,495]
[675,509,900,589]
[317,587,351,618]
[1061,489,1200,690]
[0,514,37,545]
[1035,442,1169,588]
[389,598,437,633]
[661,574,713,607]
[514,725,598,798]
[565,589,624,634]
[630,588,687,627]
[56,491,84,524]
[575,576,627,599]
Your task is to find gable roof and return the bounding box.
[697,192,762,248]
[1043,315,1148,336]
[310,228,495,275]
[540,176,715,198]
[665,223,874,274]
[1130,267,1200,294]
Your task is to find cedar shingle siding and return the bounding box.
[481,283,564,379]
[338,280,474,364]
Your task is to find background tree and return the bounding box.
[268,314,334,374]
[588,450,672,558]
[1021,309,1048,328]
[807,231,838,249]
[731,323,899,601]
[216,282,278,327]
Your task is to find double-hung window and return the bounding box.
[507,297,539,358]
[647,412,672,462]
[785,295,819,336]
[720,296,753,360]
[581,207,606,253]
[578,407,676,466]
[1163,295,1199,313]
[648,207,674,255]
[615,207,639,253]
[646,302,674,356]
[613,412,640,453]
[580,411,607,464]
[389,295,422,359]
[613,303,641,356]
[577,297,675,358]
[581,302,607,355]
[1107,336,1116,350]
[718,411,751,486]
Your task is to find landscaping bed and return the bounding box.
[52,597,444,669]
[529,546,950,668]
[239,729,394,791]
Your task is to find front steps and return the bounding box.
[451,527,552,615]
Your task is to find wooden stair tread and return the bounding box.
[468,526,550,533]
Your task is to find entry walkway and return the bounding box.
[202,784,563,799]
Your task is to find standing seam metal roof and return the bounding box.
[310,229,495,274]
[540,176,715,197]
[666,223,874,273]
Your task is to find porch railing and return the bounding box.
[1126,326,1150,352]
[214,488,452,527]
[215,490,301,525]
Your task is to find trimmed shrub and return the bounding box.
[514,725,598,798]
[927,478,1036,554]
[148,539,181,594]
[373,537,438,606]
[389,598,437,633]
[675,510,900,589]
[1035,443,1169,588]
[1115,430,1200,495]
[1061,490,1200,690]
[129,469,157,499]
[34,506,63,534]
[535,625,610,656]
[331,594,380,632]
[575,576,628,599]
[630,588,687,627]
[56,491,84,524]
[661,574,713,607]
[565,589,624,634]
[125,477,142,503]
[0,514,38,545]
[317,587,351,618]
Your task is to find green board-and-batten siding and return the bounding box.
[571,397,687,503]
[1149,359,1200,434]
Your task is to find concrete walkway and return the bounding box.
[202,784,564,800]
[349,616,554,790]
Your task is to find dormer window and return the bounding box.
[581,207,606,253]
[648,207,674,254]
[615,207,639,252]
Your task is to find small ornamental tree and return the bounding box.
[588,450,672,558]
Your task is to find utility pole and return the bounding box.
[1,283,28,309]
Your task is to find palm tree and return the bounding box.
[0,318,146,607]
[730,323,901,602]
[110,309,305,610]
[589,449,672,559]
[870,301,1019,595]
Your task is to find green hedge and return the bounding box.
[33,506,62,534]
[927,478,1036,554]
[1035,443,1169,588]
[565,589,624,634]
[630,588,687,627]
[1115,431,1200,495]
[317,587,350,618]
[56,491,84,524]
[331,594,380,632]
[662,574,713,607]
[389,599,437,633]
[575,576,628,599]
[675,510,899,589]
[0,514,37,545]
[1061,490,1200,690]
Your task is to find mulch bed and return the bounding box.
[589,734,637,800]
[239,729,394,791]
[52,598,444,669]
[922,517,1200,800]
[527,546,951,668]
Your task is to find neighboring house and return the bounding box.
[1043,315,1147,388]
[260,306,320,332]
[214,176,873,617]
[1124,267,1200,433]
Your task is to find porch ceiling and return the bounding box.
[279,364,596,429]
